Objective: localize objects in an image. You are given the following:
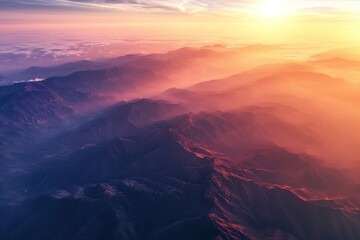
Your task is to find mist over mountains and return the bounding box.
[0,45,359,240]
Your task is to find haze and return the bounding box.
[0,1,359,240]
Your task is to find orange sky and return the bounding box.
[1,0,360,73]
[1,0,360,48]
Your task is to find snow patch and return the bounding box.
[14,77,45,83]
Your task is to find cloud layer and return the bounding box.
[0,0,208,12]
[2,0,360,14]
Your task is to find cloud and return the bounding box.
[0,0,267,14]
[70,0,138,3]
[0,0,195,12]
[0,0,86,11]
[67,0,210,12]
[1,0,360,15]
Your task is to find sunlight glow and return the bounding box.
[258,0,288,18]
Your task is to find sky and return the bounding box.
[2,0,360,16]
[1,0,360,28]
[1,0,360,73]
[2,0,360,41]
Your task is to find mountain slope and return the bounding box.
[1,104,359,240]
[0,46,359,240]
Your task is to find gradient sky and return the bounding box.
[1,0,360,73]
[2,0,360,38]
[2,0,360,48]
[2,0,360,19]
[0,0,359,12]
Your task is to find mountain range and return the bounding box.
[0,45,359,240]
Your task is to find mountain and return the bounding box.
[0,75,11,86]
[1,103,358,240]
[0,102,218,240]
[0,46,359,240]
[20,60,97,79]
[15,99,187,165]
[313,47,360,62]
[162,68,344,113]
[0,47,230,163]
[210,154,360,240]
[0,45,277,158]
[309,57,360,69]
[8,54,143,82]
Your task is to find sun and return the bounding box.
[258,0,287,18]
